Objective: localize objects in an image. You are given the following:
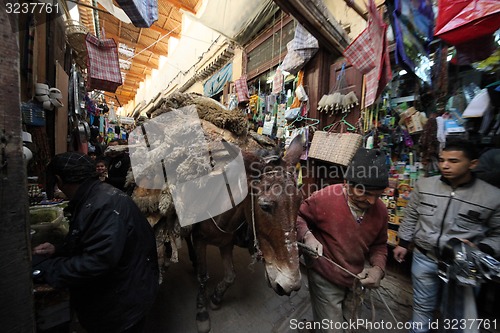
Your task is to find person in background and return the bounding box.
[394,139,500,333]
[95,157,108,182]
[105,138,131,192]
[296,148,389,332]
[473,148,500,188]
[33,152,159,333]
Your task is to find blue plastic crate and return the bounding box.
[21,102,46,126]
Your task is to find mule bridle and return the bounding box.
[251,170,297,260]
[207,169,297,258]
[208,212,246,234]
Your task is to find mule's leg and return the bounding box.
[210,244,236,310]
[185,234,197,270]
[194,238,211,333]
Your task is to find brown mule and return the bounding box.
[191,136,304,333]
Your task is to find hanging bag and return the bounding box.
[308,122,362,166]
[85,33,123,93]
[234,75,250,102]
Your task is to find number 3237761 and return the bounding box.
[5,2,60,14]
[441,319,497,330]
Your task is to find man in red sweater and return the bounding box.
[297,148,389,332]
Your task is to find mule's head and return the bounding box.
[244,137,304,296]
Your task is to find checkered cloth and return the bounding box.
[272,68,284,95]
[116,0,158,28]
[343,26,376,74]
[281,24,319,74]
[234,75,250,102]
[86,33,122,93]
[343,0,391,107]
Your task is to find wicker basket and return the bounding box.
[65,19,88,53]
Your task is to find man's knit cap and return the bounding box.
[345,148,388,189]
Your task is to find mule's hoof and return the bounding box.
[209,294,222,310]
[196,318,210,333]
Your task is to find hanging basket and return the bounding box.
[65,19,88,53]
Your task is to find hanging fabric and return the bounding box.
[290,70,304,109]
[343,0,392,107]
[387,0,433,83]
[272,68,284,95]
[366,0,392,107]
[280,24,319,74]
[203,63,233,97]
[85,33,123,93]
[115,0,158,28]
[234,75,250,102]
[434,0,500,46]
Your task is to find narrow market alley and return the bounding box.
[142,243,415,333]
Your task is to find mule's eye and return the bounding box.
[258,198,274,213]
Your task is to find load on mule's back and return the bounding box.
[127,92,304,332]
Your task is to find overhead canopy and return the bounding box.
[190,0,279,45]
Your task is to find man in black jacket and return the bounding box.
[33,152,159,333]
[105,139,131,193]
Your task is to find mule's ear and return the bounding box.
[242,150,263,179]
[283,136,304,167]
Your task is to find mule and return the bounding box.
[190,137,304,333]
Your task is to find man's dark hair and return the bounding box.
[95,156,108,167]
[443,139,479,161]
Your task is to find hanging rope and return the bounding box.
[125,23,181,62]
[297,241,400,327]
[92,0,100,39]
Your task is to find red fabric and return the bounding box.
[343,26,376,74]
[85,34,122,93]
[434,0,500,45]
[296,184,388,287]
[344,0,391,107]
[234,75,249,102]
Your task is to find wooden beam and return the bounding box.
[111,91,132,98]
[113,95,133,104]
[165,0,196,14]
[148,24,180,40]
[116,85,138,92]
[122,80,141,88]
[121,71,147,81]
[127,56,159,69]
